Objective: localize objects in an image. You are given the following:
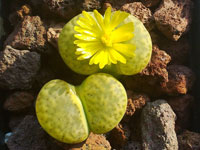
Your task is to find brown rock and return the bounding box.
[178,130,200,150]
[56,132,111,150]
[47,23,64,49]
[3,91,35,112]
[124,45,171,97]
[123,141,142,150]
[154,0,193,41]
[163,65,195,95]
[167,94,194,129]
[121,2,154,31]
[82,0,103,11]
[43,0,82,20]
[141,0,161,7]
[5,16,47,53]
[9,5,32,25]
[107,124,130,149]
[0,46,41,90]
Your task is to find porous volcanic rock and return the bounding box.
[43,0,82,19]
[0,46,40,90]
[3,91,35,112]
[178,130,200,150]
[121,2,154,31]
[154,0,193,41]
[141,100,178,150]
[124,45,171,97]
[6,115,62,150]
[163,65,195,95]
[167,94,194,129]
[141,0,161,7]
[5,16,47,53]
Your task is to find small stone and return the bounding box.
[6,115,62,150]
[0,46,40,90]
[141,100,178,150]
[121,2,154,31]
[107,124,130,149]
[178,130,200,149]
[167,94,194,129]
[124,45,171,97]
[154,0,193,41]
[82,0,103,11]
[163,65,195,95]
[3,91,35,112]
[141,0,161,7]
[43,0,82,20]
[47,23,64,49]
[4,16,47,53]
[9,4,32,25]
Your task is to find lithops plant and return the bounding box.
[36,73,127,144]
[58,7,152,75]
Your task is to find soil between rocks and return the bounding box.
[0,0,199,150]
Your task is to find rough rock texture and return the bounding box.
[5,16,47,52]
[178,130,200,150]
[123,90,150,122]
[141,0,161,7]
[154,0,193,41]
[159,37,191,65]
[167,94,194,129]
[47,23,64,49]
[82,0,103,11]
[6,115,62,150]
[123,141,142,150]
[3,91,35,112]
[9,4,32,25]
[43,0,82,19]
[121,2,154,31]
[141,100,178,150]
[107,124,130,149]
[163,65,195,95]
[124,45,171,97]
[0,46,40,90]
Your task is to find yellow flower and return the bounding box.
[74,7,136,69]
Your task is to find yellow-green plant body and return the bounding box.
[36,73,127,144]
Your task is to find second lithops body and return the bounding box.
[58,7,152,75]
[36,73,127,144]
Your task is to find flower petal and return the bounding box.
[110,11,129,30]
[93,10,105,31]
[109,49,126,64]
[113,43,136,57]
[104,7,111,28]
[74,34,98,41]
[111,22,134,43]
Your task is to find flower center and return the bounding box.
[101,33,112,47]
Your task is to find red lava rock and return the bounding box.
[154,0,193,41]
[5,16,47,53]
[141,0,161,7]
[107,124,130,149]
[6,115,63,150]
[124,45,171,97]
[178,130,200,150]
[9,5,32,25]
[0,46,40,90]
[167,94,194,129]
[163,65,195,96]
[3,91,35,112]
[121,2,155,31]
[43,0,82,20]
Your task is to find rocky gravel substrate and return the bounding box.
[0,0,199,150]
